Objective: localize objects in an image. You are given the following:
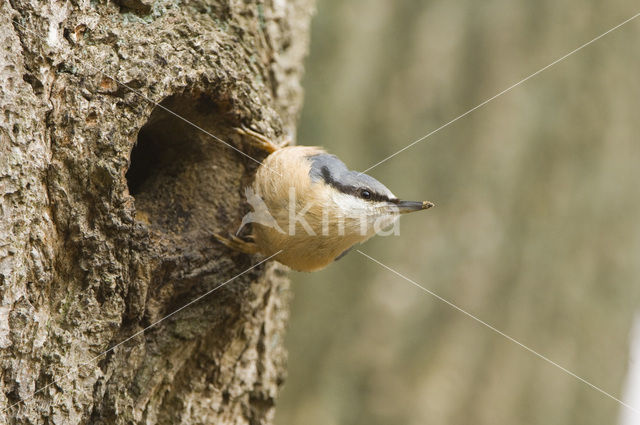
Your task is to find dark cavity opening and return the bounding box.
[125,94,252,241]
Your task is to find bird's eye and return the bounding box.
[360,189,371,199]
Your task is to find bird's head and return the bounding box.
[308,153,433,237]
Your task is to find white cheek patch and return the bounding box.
[330,192,373,216]
[329,192,400,236]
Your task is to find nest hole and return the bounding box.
[126,94,251,246]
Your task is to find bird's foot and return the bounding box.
[212,232,260,255]
[234,125,289,154]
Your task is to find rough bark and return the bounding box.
[0,0,313,423]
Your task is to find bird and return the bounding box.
[213,126,434,272]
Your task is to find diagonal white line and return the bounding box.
[3,12,285,415]
[7,16,282,176]
[359,11,640,175]
[1,250,282,414]
[356,249,640,415]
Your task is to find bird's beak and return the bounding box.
[394,200,435,214]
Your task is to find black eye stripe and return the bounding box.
[319,165,391,202]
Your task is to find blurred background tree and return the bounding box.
[276,1,640,424]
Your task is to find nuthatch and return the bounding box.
[213,126,433,272]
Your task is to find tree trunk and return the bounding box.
[0,0,313,423]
